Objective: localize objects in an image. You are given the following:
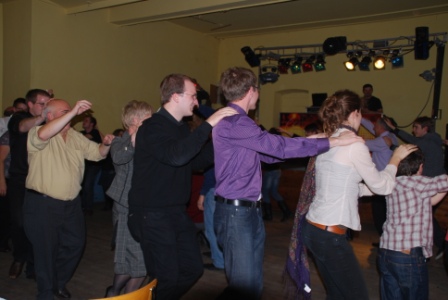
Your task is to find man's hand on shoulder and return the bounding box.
[205,107,238,127]
[329,131,364,148]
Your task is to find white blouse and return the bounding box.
[307,128,397,231]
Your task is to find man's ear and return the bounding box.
[417,163,424,175]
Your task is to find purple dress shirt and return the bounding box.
[213,103,330,201]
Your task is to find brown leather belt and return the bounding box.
[307,220,347,235]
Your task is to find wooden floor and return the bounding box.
[1,204,447,300]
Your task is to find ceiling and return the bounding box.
[39,0,448,38]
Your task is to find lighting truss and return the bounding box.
[252,32,447,72]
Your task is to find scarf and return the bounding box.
[283,156,316,300]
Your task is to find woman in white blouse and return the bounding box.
[303,90,416,299]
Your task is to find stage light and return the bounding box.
[241,46,260,67]
[373,56,386,70]
[358,56,372,71]
[302,56,315,72]
[277,59,291,74]
[290,57,302,74]
[323,36,347,55]
[344,52,358,71]
[259,65,279,84]
[314,55,326,72]
[390,50,404,68]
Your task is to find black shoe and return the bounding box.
[8,260,24,279]
[54,287,71,299]
[203,263,224,271]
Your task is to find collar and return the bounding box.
[158,106,184,126]
[227,102,246,115]
[339,124,358,135]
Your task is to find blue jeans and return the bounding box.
[303,221,369,300]
[214,201,265,300]
[378,247,428,300]
[204,188,224,268]
[262,169,283,203]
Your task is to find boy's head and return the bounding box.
[397,147,424,176]
[412,116,433,137]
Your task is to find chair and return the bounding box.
[90,279,157,300]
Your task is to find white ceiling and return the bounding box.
[34,0,448,38]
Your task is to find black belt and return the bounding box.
[215,196,262,208]
[26,189,48,197]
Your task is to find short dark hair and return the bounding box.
[304,123,319,134]
[396,148,424,176]
[413,116,434,132]
[25,89,51,104]
[219,67,257,102]
[13,98,26,108]
[160,74,193,105]
[363,84,373,90]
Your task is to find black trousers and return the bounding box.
[23,192,85,300]
[8,175,34,271]
[371,195,387,236]
[128,207,203,300]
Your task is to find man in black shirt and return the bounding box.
[7,89,51,279]
[128,74,236,300]
[361,83,383,113]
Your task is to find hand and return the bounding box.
[206,107,238,127]
[72,100,92,116]
[197,195,205,211]
[383,116,396,131]
[329,131,364,148]
[102,134,115,146]
[391,144,418,161]
[383,136,392,147]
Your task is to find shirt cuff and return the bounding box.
[316,138,330,154]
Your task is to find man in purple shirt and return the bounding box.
[212,67,363,299]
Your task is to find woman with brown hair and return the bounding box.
[302,90,416,299]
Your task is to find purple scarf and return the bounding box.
[283,156,316,300]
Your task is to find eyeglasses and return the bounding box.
[182,92,197,99]
[35,102,46,106]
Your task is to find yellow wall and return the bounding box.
[218,13,448,135]
[2,0,220,132]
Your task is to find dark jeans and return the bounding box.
[128,207,203,300]
[8,175,34,273]
[23,192,85,300]
[303,221,369,300]
[0,184,10,249]
[378,247,428,300]
[214,201,265,300]
[262,169,284,204]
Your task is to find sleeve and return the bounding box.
[75,131,104,161]
[7,113,27,135]
[349,142,397,195]
[200,167,215,195]
[420,175,448,197]
[216,116,329,159]
[396,129,419,144]
[361,118,375,135]
[365,136,389,153]
[27,126,50,151]
[144,118,213,167]
[110,133,134,165]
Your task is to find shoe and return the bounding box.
[372,242,380,247]
[26,271,36,280]
[203,263,224,271]
[435,249,444,260]
[9,260,24,279]
[105,286,113,297]
[202,251,211,258]
[54,287,71,299]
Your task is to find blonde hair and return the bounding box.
[121,100,153,129]
[318,90,361,136]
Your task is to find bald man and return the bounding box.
[23,99,114,300]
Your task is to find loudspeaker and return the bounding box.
[323,37,347,55]
[414,27,429,60]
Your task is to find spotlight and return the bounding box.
[344,52,358,71]
[323,36,347,55]
[358,56,372,71]
[290,57,302,74]
[314,55,326,72]
[302,56,315,72]
[390,50,404,68]
[373,56,386,70]
[259,65,279,84]
[241,46,260,67]
[277,59,291,74]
